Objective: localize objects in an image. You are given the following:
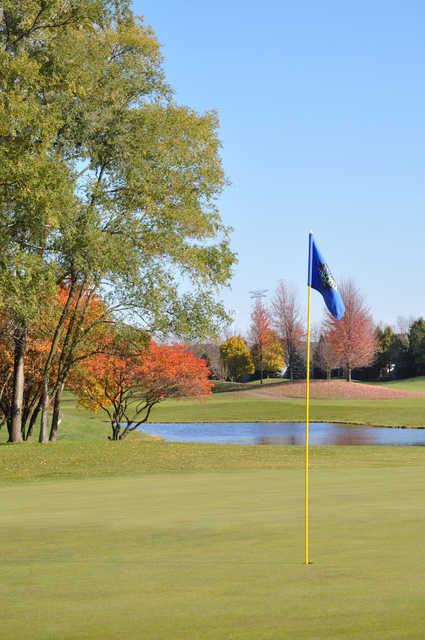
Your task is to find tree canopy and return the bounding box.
[0,1,235,442]
[219,336,254,381]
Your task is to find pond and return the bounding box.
[141,422,425,446]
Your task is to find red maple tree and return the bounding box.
[325,280,376,381]
[71,340,212,440]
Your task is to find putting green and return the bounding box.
[1,448,425,639]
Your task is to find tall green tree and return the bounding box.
[375,326,398,378]
[0,1,235,442]
[409,318,425,375]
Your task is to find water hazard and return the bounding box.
[141,422,425,446]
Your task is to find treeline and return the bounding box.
[350,319,425,381]
[0,2,235,442]
[192,282,425,384]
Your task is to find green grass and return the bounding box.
[368,376,425,392]
[213,378,287,393]
[1,443,425,639]
[149,392,425,427]
[3,383,425,638]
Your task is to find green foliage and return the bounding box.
[219,336,254,381]
[375,325,398,378]
[409,318,425,375]
[0,0,235,339]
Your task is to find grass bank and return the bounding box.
[151,392,425,427]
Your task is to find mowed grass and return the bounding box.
[150,392,425,427]
[2,383,425,638]
[368,376,425,392]
[1,444,425,639]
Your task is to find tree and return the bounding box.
[375,325,399,378]
[0,1,235,441]
[219,336,254,381]
[314,331,339,380]
[408,318,425,375]
[188,341,225,379]
[249,301,271,384]
[0,295,63,442]
[0,285,117,441]
[72,340,212,440]
[325,280,376,382]
[250,330,285,378]
[0,1,92,440]
[271,281,304,381]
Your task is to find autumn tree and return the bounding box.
[314,331,339,380]
[271,281,304,381]
[249,301,271,384]
[0,296,64,442]
[72,340,212,440]
[219,336,254,381]
[251,330,285,378]
[325,280,376,382]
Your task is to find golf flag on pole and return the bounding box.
[304,233,345,565]
[308,235,345,320]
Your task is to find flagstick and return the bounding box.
[305,283,312,565]
[305,233,313,566]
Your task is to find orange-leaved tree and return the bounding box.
[0,306,59,442]
[71,340,212,440]
[325,280,376,382]
[249,301,272,384]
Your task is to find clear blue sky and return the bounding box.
[134,0,424,333]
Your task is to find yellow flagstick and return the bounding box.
[305,232,313,565]
[305,283,312,565]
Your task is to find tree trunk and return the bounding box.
[346,367,352,382]
[38,379,49,443]
[109,422,120,440]
[49,383,64,442]
[327,369,331,381]
[10,325,27,443]
[6,416,12,442]
[25,398,42,441]
[38,280,78,444]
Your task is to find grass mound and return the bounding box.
[249,379,425,400]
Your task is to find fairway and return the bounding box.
[1,446,425,639]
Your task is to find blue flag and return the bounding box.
[308,234,345,320]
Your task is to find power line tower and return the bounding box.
[249,289,268,304]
